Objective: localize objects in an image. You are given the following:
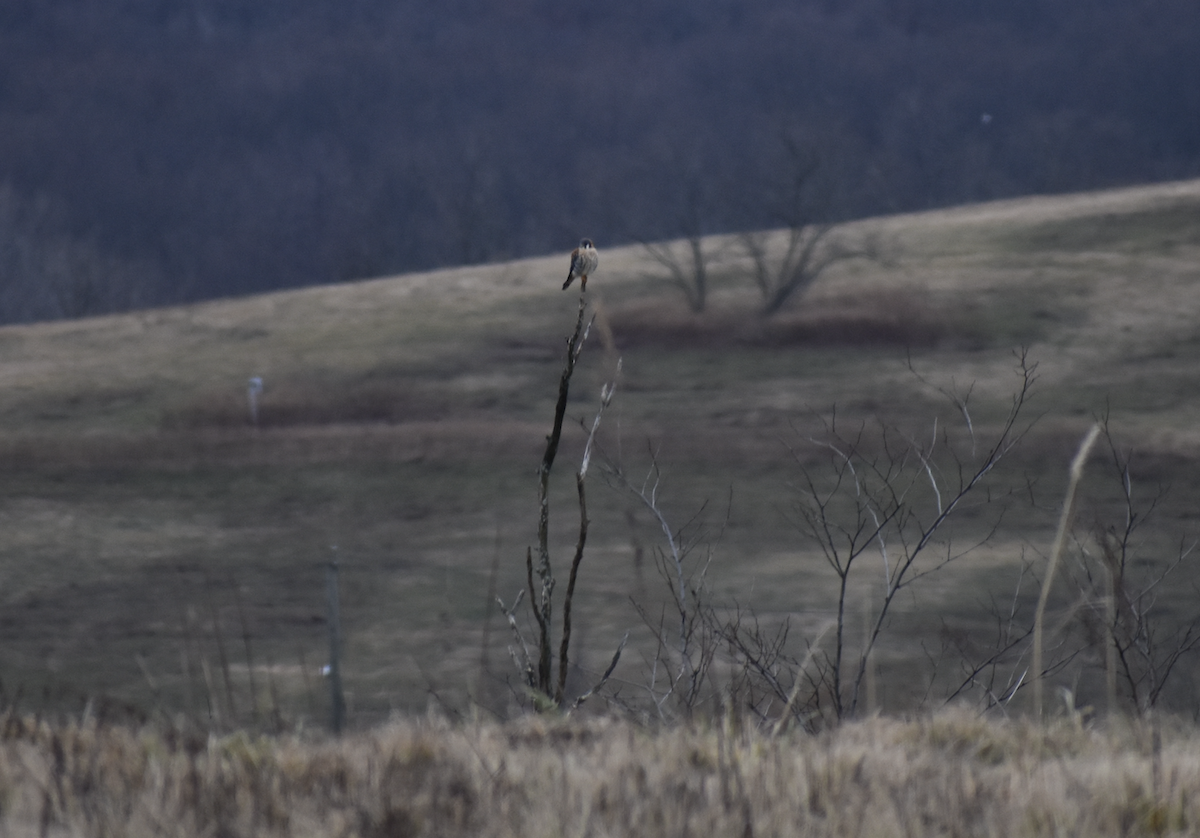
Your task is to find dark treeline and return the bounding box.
[0,0,1197,321]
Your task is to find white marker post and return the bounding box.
[247,376,264,426]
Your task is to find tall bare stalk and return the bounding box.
[527,299,590,695]
[503,296,624,709]
[1033,423,1100,721]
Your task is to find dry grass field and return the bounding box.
[0,179,1199,731]
[4,708,1199,837]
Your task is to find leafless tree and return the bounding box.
[939,555,1082,714]
[636,141,734,313]
[722,351,1039,725]
[641,233,716,314]
[0,183,154,321]
[939,418,1200,719]
[600,451,726,720]
[1070,422,1200,716]
[738,135,875,317]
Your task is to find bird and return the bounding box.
[563,238,599,291]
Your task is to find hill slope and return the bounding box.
[1,179,1199,724]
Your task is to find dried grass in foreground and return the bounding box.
[5,709,1198,837]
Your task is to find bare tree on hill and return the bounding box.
[636,142,732,314]
[739,136,876,317]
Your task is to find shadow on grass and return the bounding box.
[607,289,1036,351]
[161,378,453,430]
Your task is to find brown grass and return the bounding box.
[4,708,1198,837]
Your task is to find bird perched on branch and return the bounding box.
[563,238,598,291]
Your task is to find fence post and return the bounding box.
[326,558,346,734]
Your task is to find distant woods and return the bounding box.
[0,0,1197,322]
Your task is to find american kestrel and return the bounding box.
[563,238,599,291]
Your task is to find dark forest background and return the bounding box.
[0,0,1197,322]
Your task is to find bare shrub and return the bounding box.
[939,418,1200,720]
[1068,422,1200,716]
[717,351,1039,728]
[599,452,727,722]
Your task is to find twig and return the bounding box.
[570,632,629,711]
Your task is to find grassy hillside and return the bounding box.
[1,180,1199,726]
